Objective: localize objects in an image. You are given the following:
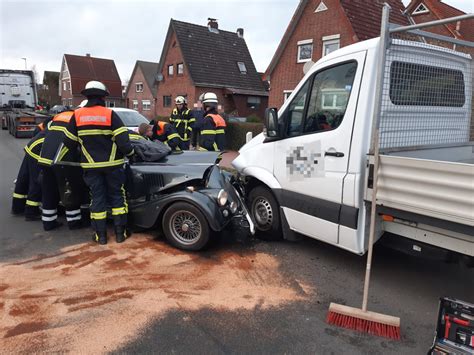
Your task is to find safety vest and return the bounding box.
[199,113,226,151]
[153,121,181,149]
[66,106,132,169]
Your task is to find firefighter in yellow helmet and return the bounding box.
[198,92,226,151]
[169,96,195,150]
[63,81,134,245]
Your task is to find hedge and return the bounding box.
[225,122,263,151]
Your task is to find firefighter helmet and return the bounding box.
[201,92,218,104]
[175,96,187,105]
[81,81,109,97]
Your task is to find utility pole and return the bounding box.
[21,57,27,70]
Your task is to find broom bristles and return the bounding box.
[327,303,401,340]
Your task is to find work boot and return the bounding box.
[93,231,107,245]
[43,220,63,231]
[115,226,130,243]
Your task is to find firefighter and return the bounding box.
[63,81,135,245]
[137,123,153,140]
[150,121,181,151]
[169,96,195,150]
[199,92,226,151]
[38,104,88,231]
[11,130,46,220]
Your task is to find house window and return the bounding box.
[63,81,67,91]
[142,100,151,110]
[247,96,261,109]
[237,62,247,74]
[66,81,71,91]
[68,98,73,107]
[106,101,115,108]
[412,3,429,15]
[177,63,184,75]
[163,95,172,107]
[322,35,340,56]
[168,65,174,76]
[297,39,313,63]
[132,100,138,110]
[135,82,143,92]
[283,90,293,102]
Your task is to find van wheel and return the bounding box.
[248,186,282,240]
[162,202,211,251]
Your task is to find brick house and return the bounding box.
[59,54,123,108]
[124,60,159,119]
[265,0,409,108]
[155,19,268,119]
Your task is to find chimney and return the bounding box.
[86,53,91,57]
[208,18,219,32]
[237,28,244,38]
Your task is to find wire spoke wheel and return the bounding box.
[162,202,211,251]
[170,210,202,245]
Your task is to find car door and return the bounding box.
[273,52,366,244]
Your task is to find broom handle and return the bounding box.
[362,129,380,312]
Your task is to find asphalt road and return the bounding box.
[0,129,472,354]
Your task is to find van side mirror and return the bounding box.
[264,108,279,138]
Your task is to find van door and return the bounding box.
[273,52,366,244]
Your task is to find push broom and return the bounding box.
[326,3,400,340]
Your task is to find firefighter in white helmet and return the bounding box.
[169,96,195,150]
[198,92,226,151]
[63,81,134,245]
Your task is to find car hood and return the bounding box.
[128,151,221,196]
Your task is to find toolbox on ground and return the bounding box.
[430,297,474,354]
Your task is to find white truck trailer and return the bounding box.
[1,69,49,137]
[233,9,474,261]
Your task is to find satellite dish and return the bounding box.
[303,60,315,75]
[155,73,163,82]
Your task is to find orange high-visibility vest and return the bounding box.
[53,111,74,123]
[75,106,112,127]
[207,114,226,128]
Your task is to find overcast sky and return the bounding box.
[1,0,472,83]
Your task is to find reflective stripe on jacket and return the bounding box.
[63,105,134,169]
[152,121,181,150]
[39,111,75,166]
[199,113,226,151]
[169,108,196,142]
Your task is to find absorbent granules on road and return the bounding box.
[0,234,313,353]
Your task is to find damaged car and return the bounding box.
[126,151,254,250]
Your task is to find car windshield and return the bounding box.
[115,110,149,126]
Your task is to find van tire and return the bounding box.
[248,186,282,240]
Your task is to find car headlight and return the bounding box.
[229,201,238,214]
[217,189,228,206]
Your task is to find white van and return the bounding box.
[233,20,473,258]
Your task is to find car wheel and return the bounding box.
[162,202,211,251]
[248,186,282,240]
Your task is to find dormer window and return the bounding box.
[412,3,429,15]
[237,62,247,74]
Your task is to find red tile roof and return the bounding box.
[340,0,410,41]
[266,0,410,76]
[424,0,474,41]
[64,54,122,98]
